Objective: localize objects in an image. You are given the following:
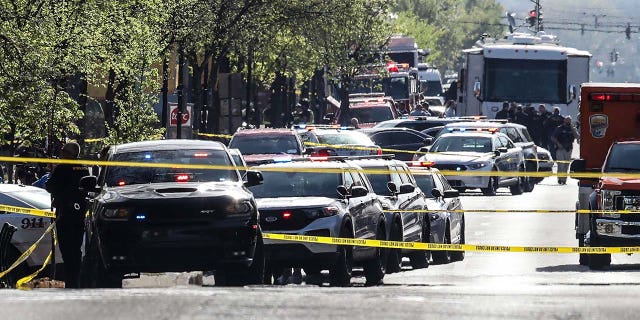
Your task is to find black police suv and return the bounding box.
[78,140,264,287]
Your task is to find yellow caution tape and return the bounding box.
[0,155,632,179]
[16,226,56,290]
[0,222,55,281]
[196,132,233,139]
[85,138,106,143]
[384,209,640,214]
[263,233,638,254]
[0,204,55,218]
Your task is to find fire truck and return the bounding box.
[571,83,640,269]
[457,32,590,120]
[351,63,419,113]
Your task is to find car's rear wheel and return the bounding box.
[481,176,498,196]
[432,223,452,264]
[330,225,353,287]
[385,222,402,274]
[409,217,430,269]
[363,222,387,286]
[587,237,611,270]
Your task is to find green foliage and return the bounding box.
[391,0,504,72]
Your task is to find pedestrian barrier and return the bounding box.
[0,222,18,288]
[0,222,56,287]
[263,233,637,254]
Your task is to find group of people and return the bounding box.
[496,102,579,185]
[409,99,457,118]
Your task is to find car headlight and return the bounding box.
[467,162,488,170]
[600,190,621,212]
[102,208,130,220]
[226,200,254,216]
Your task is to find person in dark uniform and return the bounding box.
[495,102,510,120]
[45,142,90,288]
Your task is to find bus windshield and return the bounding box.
[483,58,567,103]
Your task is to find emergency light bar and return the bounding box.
[589,93,640,102]
[409,161,435,168]
[446,127,499,133]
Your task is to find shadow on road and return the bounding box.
[537,264,640,273]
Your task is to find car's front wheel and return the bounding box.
[481,176,498,196]
[330,225,353,287]
[385,221,402,274]
[363,222,387,286]
[216,231,265,286]
[79,235,122,289]
[409,217,430,269]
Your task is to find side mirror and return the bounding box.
[350,185,369,198]
[443,189,460,199]
[570,158,586,173]
[431,188,443,198]
[387,181,398,194]
[473,78,482,102]
[337,185,349,198]
[399,183,416,194]
[79,175,99,193]
[567,85,577,104]
[424,137,433,145]
[497,147,508,153]
[418,146,430,153]
[244,170,263,187]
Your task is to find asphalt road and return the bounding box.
[2,176,640,319]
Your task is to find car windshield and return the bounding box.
[350,106,394,123]
[423,81,443,97]
[604,144,640,172]
[105,149,238,187]
[430,136,492,153]
[411,170,435,198]
[316,131,375,146]
[3,189,51,209]
[363,168,392,196]
[249,171,340,198]
[229,135,300,155]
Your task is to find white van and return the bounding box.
[417,63,444,97]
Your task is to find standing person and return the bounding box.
[350,117,361,129]
[410,103,429,116]
[545,107,565,159]
[527,106,543,146]
[444,100,457,117]
[537,104,551,147]
[45,142,90,288]
[495,102,510,119]
[551,116,579,185]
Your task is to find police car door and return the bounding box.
[499,135,520,173]
[395,165,423,242]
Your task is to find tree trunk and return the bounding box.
[337,76,351,126]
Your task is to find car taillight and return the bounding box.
[175,174,190,182]
[376,149,383,155]
[282,210,293,220]
[319,207,339,217]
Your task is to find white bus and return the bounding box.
[457,32,591,121]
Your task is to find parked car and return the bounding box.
[79,140,264,288]
[327,95,399,127]
[347,158,430,272]
[296,126,382,157]
[408,161,465,264]
[249,159,387,286]
[437,121,542,191]
[228,128,306,165]
[359,127,432,161]
[374,116,471,132]
[416,131,527,196]
[228,148,248,178]
[0,184,61,286]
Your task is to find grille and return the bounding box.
[615,196,640,222]
[434,164,467,171]
[260,209,317,231]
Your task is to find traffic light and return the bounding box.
[527,10,537,27]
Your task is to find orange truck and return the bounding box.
[571,83,640,269]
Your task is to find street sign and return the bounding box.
[169,103,192,126]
